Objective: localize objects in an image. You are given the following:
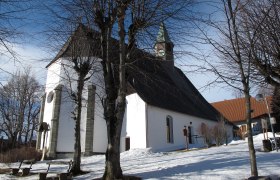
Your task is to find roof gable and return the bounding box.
[46,24,103,68]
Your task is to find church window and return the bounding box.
[166,115,174,143]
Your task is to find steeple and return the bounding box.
[156,22,172,43]
[154,22,174,65]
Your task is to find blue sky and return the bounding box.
[0,44,234,103]
[0,0,235,103]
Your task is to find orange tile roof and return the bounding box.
[211,96,272,123]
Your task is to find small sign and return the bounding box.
[270,117,277,125]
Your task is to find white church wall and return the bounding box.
[80,91,88,153]
[120,103,128,153]
[45,60,62,92]
[59,58,78,89]
[43,58,79,153]
[42,57,109,154]
[89,63,108,153]
[42,60,62,149]
[43,58,233,154]
[146,105,225,152]
[92,101,107,153]
[126,93,147,149]
[42,93,53,149]
[56,87,75,152]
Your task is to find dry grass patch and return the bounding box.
[0,146,41,163]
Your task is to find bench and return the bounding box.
[39,160,73,180]
[10,160,23,175]
[10,160,34,176]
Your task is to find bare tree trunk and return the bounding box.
[17,110,25,144]
[24,111,31,144]
[198,0,259,176]
[71,73,85,174]
[103,2,128,179]
[103,120,123,179]
[10,134,17,149]
[244,92,258,176]
[102,32,123,180]
[29,118,37,145]
[29,130,33,145]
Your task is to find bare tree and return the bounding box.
[231,89,243,99]
[237,0,280,135]
[0,0,32,60]
[238,0,280,133]
[197,0,258,177]
[0,69,41,149]
[239,0,280,87]
[271,86,280,132]
[45,0,194,178]
[67,27,100,174]
[54,25,101,174]
[93,1,193,179]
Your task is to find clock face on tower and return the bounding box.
[158,49,165,56]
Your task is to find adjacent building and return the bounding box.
[212,96,272,137]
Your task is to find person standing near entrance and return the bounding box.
[183,126,188,149]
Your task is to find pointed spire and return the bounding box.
[156,22,172,43]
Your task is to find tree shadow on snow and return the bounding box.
[132,151,280,179]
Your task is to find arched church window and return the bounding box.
[166,115,174,143]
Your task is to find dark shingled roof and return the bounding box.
[47,23,226,123]
[127,59,222,121]
[46,24,103,68]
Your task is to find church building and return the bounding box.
[36,23,234,158]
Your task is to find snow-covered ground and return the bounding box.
[1,133,279,180]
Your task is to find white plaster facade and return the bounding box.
[126,93,233,152]
[38,57,234,157]
[40,58,109,156]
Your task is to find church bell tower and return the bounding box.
[154,22,174,65]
